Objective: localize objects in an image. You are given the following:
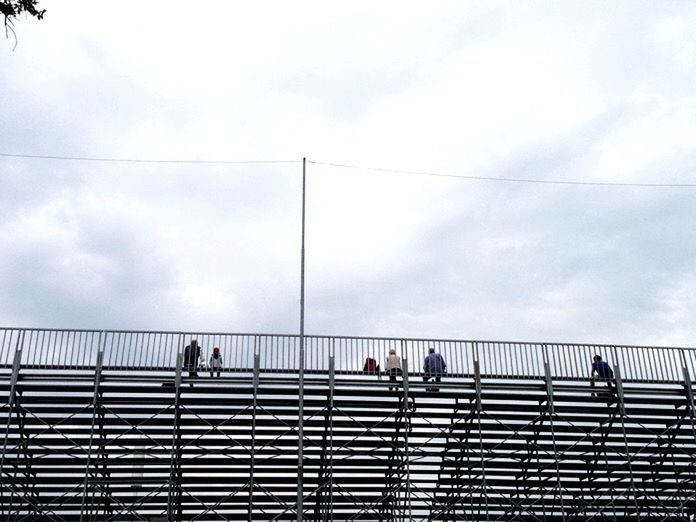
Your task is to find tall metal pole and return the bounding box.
[297,157,306,521]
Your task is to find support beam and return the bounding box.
[167,345,184,522]
[472,342,489,520]
[402,355,412,522]
[613,360,641,521]
[314,355,336,522]
[80,332,106,521]
[473,360,482,414]
[543,361,555,415]
[432,394,477,521]
[0,330,24,500]
[248,352,260,521]
[680,356,696,518]
[1,332,25,520]
[544,358,566,521]
[327,354,335,521]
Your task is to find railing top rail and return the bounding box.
[1,326,694,352]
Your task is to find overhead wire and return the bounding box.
[0,153,299,165]
[307,160,696,188]
[2,152,694,187]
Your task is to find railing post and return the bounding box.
[473,346,482,414]
[681,350,695,416]
[401,358,410,403]
[7,335,23,408]
[329,353,335,391]
[543,362,555,415]
[613,363,626,417]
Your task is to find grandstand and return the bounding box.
[1,328,695,520]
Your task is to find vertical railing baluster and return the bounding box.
[562,344,570,379]
[0,329,7,366]
[73,330,81,369]
[658,347,667,381]
[25,329,34,368]
[628,346,640,378]
[671,348,681,381]
[498,342,504,376]
[573,345,587,378]
[114,332,122,368]
[650,347,657,381]
[67,331,76,369]
[156,333,163,369]
[55,330,64,368]
[648,346,655,381]
[36,330,43,366]
[32,328,38,367]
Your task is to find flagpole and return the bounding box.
[297,157,306,520]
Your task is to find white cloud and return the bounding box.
[2,1,696,347]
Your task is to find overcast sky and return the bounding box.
[2,1,696,347]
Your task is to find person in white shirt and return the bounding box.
[385,348,402,391]
[209,346,223,378]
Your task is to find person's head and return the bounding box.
[389,348,396,355]
[191,339,198,348]
[213,346,220,353]
[594,355,602,362]
[429,347,436,354]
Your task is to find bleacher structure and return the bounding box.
[1,327,696,521]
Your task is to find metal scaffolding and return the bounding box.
[1,327,696,520]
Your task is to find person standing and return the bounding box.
[423,347,446,392]
[385,348,402,391]
[209,346,223,378]
[183,339,202,384]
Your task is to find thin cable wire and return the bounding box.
[3,152,695,187]
[308,160,696,188]
[0,153,300,165]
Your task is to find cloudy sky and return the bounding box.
[2,1,696,347]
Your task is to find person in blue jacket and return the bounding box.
[591,354,614,391]
[423,347,446,392]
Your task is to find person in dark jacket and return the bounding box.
[591,354,614,391]
[363,356,380,374]
[183,339,202,383]
[423,347,446,392]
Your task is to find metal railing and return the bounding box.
[1,326,694,383]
